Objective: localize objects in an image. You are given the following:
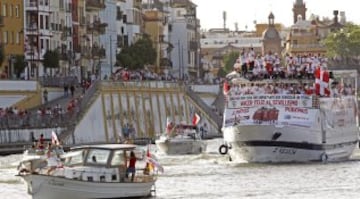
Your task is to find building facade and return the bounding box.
[0,0,24,79]
[262,12,282,55]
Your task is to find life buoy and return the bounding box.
[320,152,328,163]
[219,144,228,155]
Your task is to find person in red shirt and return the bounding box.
[38,134,45,150]
[126,151,137,182]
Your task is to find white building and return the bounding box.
[24,0,53,79]
[50,0,73,76]
[99,0,117,78]
[168,0,199,79]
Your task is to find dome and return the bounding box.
[262,28,279,39]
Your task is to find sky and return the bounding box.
[192,0,360,31]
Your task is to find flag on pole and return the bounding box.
[192,113,201,126]
[223,80,230,95]
[144,145,164,174]
[51,131,59,145]
[314,66,330,97]
[166,117,174,134]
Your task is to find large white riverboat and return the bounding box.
[219,69,359,163]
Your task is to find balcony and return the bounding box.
[61,27,72,40]
[87,20,107,35]
[92,46,106,58]
[80,16,86,26]
[189,40,198,51]
[26,24,38,35]
[26,0,51,12]
[80,45,106,59]
[86,0,106,11]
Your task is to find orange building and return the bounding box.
[0,0,24,78]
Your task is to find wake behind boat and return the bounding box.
[17,144,158,199]
[219,52,359,163]
[156,121,207,155]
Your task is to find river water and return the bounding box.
[1,139,360,199]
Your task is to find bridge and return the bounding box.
[0,79,223,154]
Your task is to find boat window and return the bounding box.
[86,149,111,165]
[110,150,126,167]
[64,150,84,166]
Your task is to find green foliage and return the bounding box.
[323,24,360,59]
[223,51,239,73]
[43,49,60,70]
[13,55,26,78]
[116,35,157,70]
[217,67,227,78]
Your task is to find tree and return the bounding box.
[116,35,157,70]
[323,23,360,62]
[222,51,239,73]
[13,55,26,79]
[43,49,60,75]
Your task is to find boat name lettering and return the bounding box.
[48,179,65,186]
[272,147,297,155]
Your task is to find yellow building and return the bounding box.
[255,23,283,37]
[0,0,24,79]
[143,10,167,73]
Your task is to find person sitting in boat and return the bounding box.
[53,140,65,156]
[46,143,59,175]
[126,151,137,182]
[36,134,45,150]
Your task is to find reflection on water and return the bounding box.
[1,139,360,199]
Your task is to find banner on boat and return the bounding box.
[223,106,318,127]
[227,94,313,109]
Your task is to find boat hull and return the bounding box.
[155,139,206,155]
[20,174,155,199]
[223,125,359,163]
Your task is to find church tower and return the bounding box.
[262,12,281,55]
[293,0,306,24]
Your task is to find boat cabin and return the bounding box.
[62,144,153,183]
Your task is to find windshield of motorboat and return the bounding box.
[86,149,111,166]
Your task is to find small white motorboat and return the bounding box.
[156,124,207,155]
[17,144,157,199]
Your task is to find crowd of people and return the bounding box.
[228,49,356,97]
[0,96,83,129]
[233,48,328,80]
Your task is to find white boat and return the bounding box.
[17,144,157,199]
[220,69,359,163]
[156,124,207,155]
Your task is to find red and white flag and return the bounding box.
[314,67,330,96]
[223,80,230,96]
[145,145,164,173]
[51,131,59,145]
[166,117,174,134]
[192,113,201,126]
